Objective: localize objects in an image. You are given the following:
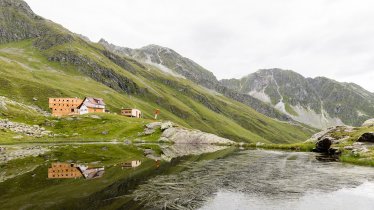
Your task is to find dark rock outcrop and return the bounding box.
[357,132,374,143]
[48,51,144,95]
[313,137,333,153]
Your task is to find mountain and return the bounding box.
[99,39,294,123]
[220,69,374,129]
[0,0,314,143]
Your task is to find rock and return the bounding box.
[91,115,101,119]
[256,142,265,147]
[344,146,354,150]
[357,132,374,143]
[145,122,162,129]
[305,127,336,143]
[362,119,374,127]
[161,127,234,145]
[144,149,155,155]
[13,135,23,139]
[353,142,364,146]
[0,119,52,138]
[313,137,333,153]
[144,122,162,135]
[158,137,171,143]
[101,146,108,151]
[32,97,38,101]
[124,140,132,145]
[101,131,109,135]
[328,147,341,155]
[161,121,173,131]
[0,147,5,153]
[144,129,155,135]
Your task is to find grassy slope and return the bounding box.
[0,39,314,143]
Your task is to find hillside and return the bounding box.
[221,69,374,129]
[99,39,293,123]
[0,0,314,143]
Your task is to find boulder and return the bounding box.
[357,132,374,143]
[161,127,234,145]
[362,119,374,127]
[144,122,162,135]
[145,122,162,129]
[161,121,173,131]
[344,146,354,150]
[313,137,333,153]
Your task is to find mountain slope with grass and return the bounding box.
[98,39,293,123]
[0,0,314,144]
[221,69,374,129]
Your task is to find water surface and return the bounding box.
[131,150,374,210]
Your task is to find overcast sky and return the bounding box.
[25,0,374,92]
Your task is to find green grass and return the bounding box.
[245,142,315,152]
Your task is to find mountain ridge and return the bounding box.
[220,68,374,129]
[98,39,294,123]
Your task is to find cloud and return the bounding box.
[25,0,374,91]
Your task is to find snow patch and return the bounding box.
[275,101,286,113]
[144,54,185,79]
[248,90,271,103]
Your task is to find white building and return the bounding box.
[121,108,142,118]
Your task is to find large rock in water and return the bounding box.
[357,132,374,143]
[161,127,234,145]
[313,137,333,153]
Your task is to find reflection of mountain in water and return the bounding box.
[131,150,374,209]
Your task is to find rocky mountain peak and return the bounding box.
[220,68,374,128]
[0,0,36,17]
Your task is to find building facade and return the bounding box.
[78,97,106,114]
[49,98,83,116]
[121,108,141,118]
[48,163,83,179]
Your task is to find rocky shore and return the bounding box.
[0,119,52,138]
[307,122,374,157]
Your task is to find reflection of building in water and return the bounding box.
[79,166,105,179]
[48,163,105,179]
[122,160,142,168]
[48,163,83,179]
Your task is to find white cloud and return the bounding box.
[25,0,374,91]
